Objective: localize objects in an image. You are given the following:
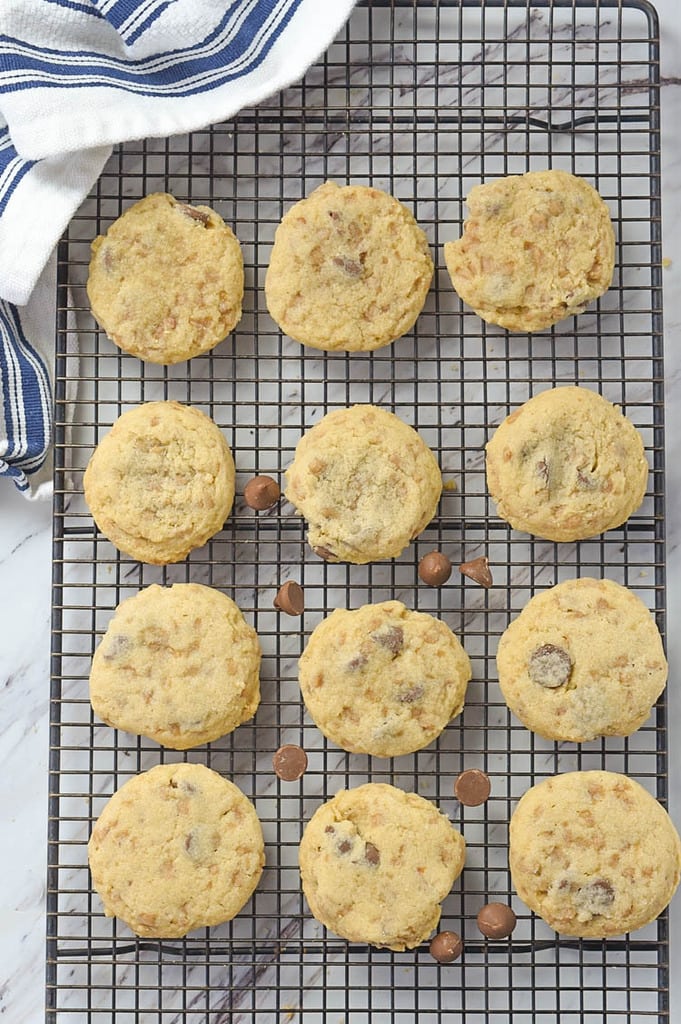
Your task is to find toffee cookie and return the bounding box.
[90,584,261,749]
[485,386,648,542]
[496,578,667,742]
[444,169,615,332]
[83,401,235,564]
[509,771,681,938]
[285,405,442,563]
[87,192,244,364]
[299,600,471,757]
[265,181,433,351]
[299,783,465,950]
[88,763,265,938]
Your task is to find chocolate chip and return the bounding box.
[365,842,380,866]
[178,203,211,226]
[313,545,337,562]
[398,684,425,704]
[418,550,452,586]
[347,654,368,671]
[454,769,491,807]
[528,643,572,688]
[333,254,364,278]
[272,744,308,782]
[338,839,352,855]
[536,458,550,486]
[273,580,304,616]
[183,830,201,859]
[575,878,615,912]
[372,625,404,654]
[324,825,335,834]
[459,556,493,589]
[244,474,281,510]
[576,469,597,490]
[429,930,463,963]
[476,903,517,939]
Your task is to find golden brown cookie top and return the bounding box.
[496,578,667,742]
[88,763,265,938]
[509,771,681,938]
[485,386,648,542]
[90,584,261,749]
[299,601,471,757]
[265,181,433,351]
[444,169,615,332]
[285,404,442,563]
[83,401,235,564]
[299,783,465,950]
[87,192,244,364]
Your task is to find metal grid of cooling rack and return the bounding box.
[47,1,667,1021]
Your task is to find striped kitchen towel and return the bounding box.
[0,0,356,495]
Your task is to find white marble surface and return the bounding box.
[2,1,681,1021]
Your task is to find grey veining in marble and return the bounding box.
[2,2,681,1022]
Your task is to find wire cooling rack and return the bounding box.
[47,1,667,1021]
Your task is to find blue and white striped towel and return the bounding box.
[0,0,356,496]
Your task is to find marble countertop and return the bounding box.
[2,1,681,1021]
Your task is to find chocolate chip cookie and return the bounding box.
[90,584,261,749]
[485,386,648,541]
[285,405,442,563]
[509,771,681,938]
[265,181,433,351]
[88,763,265,938]
[444,169,615,332]
[83,401,235,564]
[299,783,465,950]
[87,192,244,364]
[496,578,667,742]
[299,600,471,757]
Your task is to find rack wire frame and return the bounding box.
[46,1,668,1021]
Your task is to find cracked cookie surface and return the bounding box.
[496,578,667,742]
[509,771,681,938]
[265,181,433,351]
[88,763,265,938]
[83,401,235,564]
[299,783,465,949]
[90,584,261,749]
[299,600,471,757]
[444,169,615,332]
[485,386,648,542]
[284,405,442,563]
[87,192,244,364]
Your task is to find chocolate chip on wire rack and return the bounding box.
[459,555,493,588]
[429,930,463,963]
[454,769,491,807]
[476,903,517,939]
[272,744,308,781]
[244,474,281,510]
[418,550,452,586]
[273,580,304,616]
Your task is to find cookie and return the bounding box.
[299,600,471,757]
[299,783,465,950]
[485,386,648,542]
[88,763,265,938]
[83,401,235,564]
[444,169,615,332]
[509,771,681,938]
[87,192,244,364]
[265,181,433,351]
[90,584,261,749]
[496,578,667,742]
[284,405,442,563]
